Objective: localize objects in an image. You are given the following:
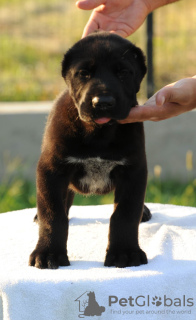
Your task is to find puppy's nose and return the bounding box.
[92,96,115,109]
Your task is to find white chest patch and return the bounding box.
[66,156,126,194]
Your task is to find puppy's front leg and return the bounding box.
[29,161,73,269]
[104,165,147,268]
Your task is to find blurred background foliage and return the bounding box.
[1,0,196,101]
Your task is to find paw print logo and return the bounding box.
[152,296,162,307]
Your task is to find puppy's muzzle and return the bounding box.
[92,96,116,111]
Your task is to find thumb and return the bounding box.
[76,0,104,10]
[156,85,184,106]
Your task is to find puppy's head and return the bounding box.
[62,32,146,124]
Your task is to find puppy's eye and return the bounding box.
[117,69,131,81]
[78,70,91,79]
[118,69,130,77]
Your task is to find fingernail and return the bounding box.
[160,96,165,105]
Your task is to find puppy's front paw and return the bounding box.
[29,249,70,269]
[104,248,147,268]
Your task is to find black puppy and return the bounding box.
[29,32,151,269]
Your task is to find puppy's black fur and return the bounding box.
[29,32,151,269]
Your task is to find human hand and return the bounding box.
[76,0,151,38]
[118,77,196,123]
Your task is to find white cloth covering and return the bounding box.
[0,203,196,320]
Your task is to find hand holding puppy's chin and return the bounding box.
[117,105,143,124]
[119,77,196,124]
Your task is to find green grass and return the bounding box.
[146,178,196,208]
[0,0,90,101]
[1,175,196,214]
[1,0,196,101]
[0,35,63,101]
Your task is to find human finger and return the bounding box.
[155,80,193,106]
[82,15,100,37]
[118,105,156,123]
[76,0,104,10]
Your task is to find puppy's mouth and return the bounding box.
[79,101,135,125]
[94,117,111,124]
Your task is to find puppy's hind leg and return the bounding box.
[141,205,152,222]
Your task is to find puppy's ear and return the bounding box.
[129,45,147,93]
[61,49,72,79]
[133,46,147,78]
